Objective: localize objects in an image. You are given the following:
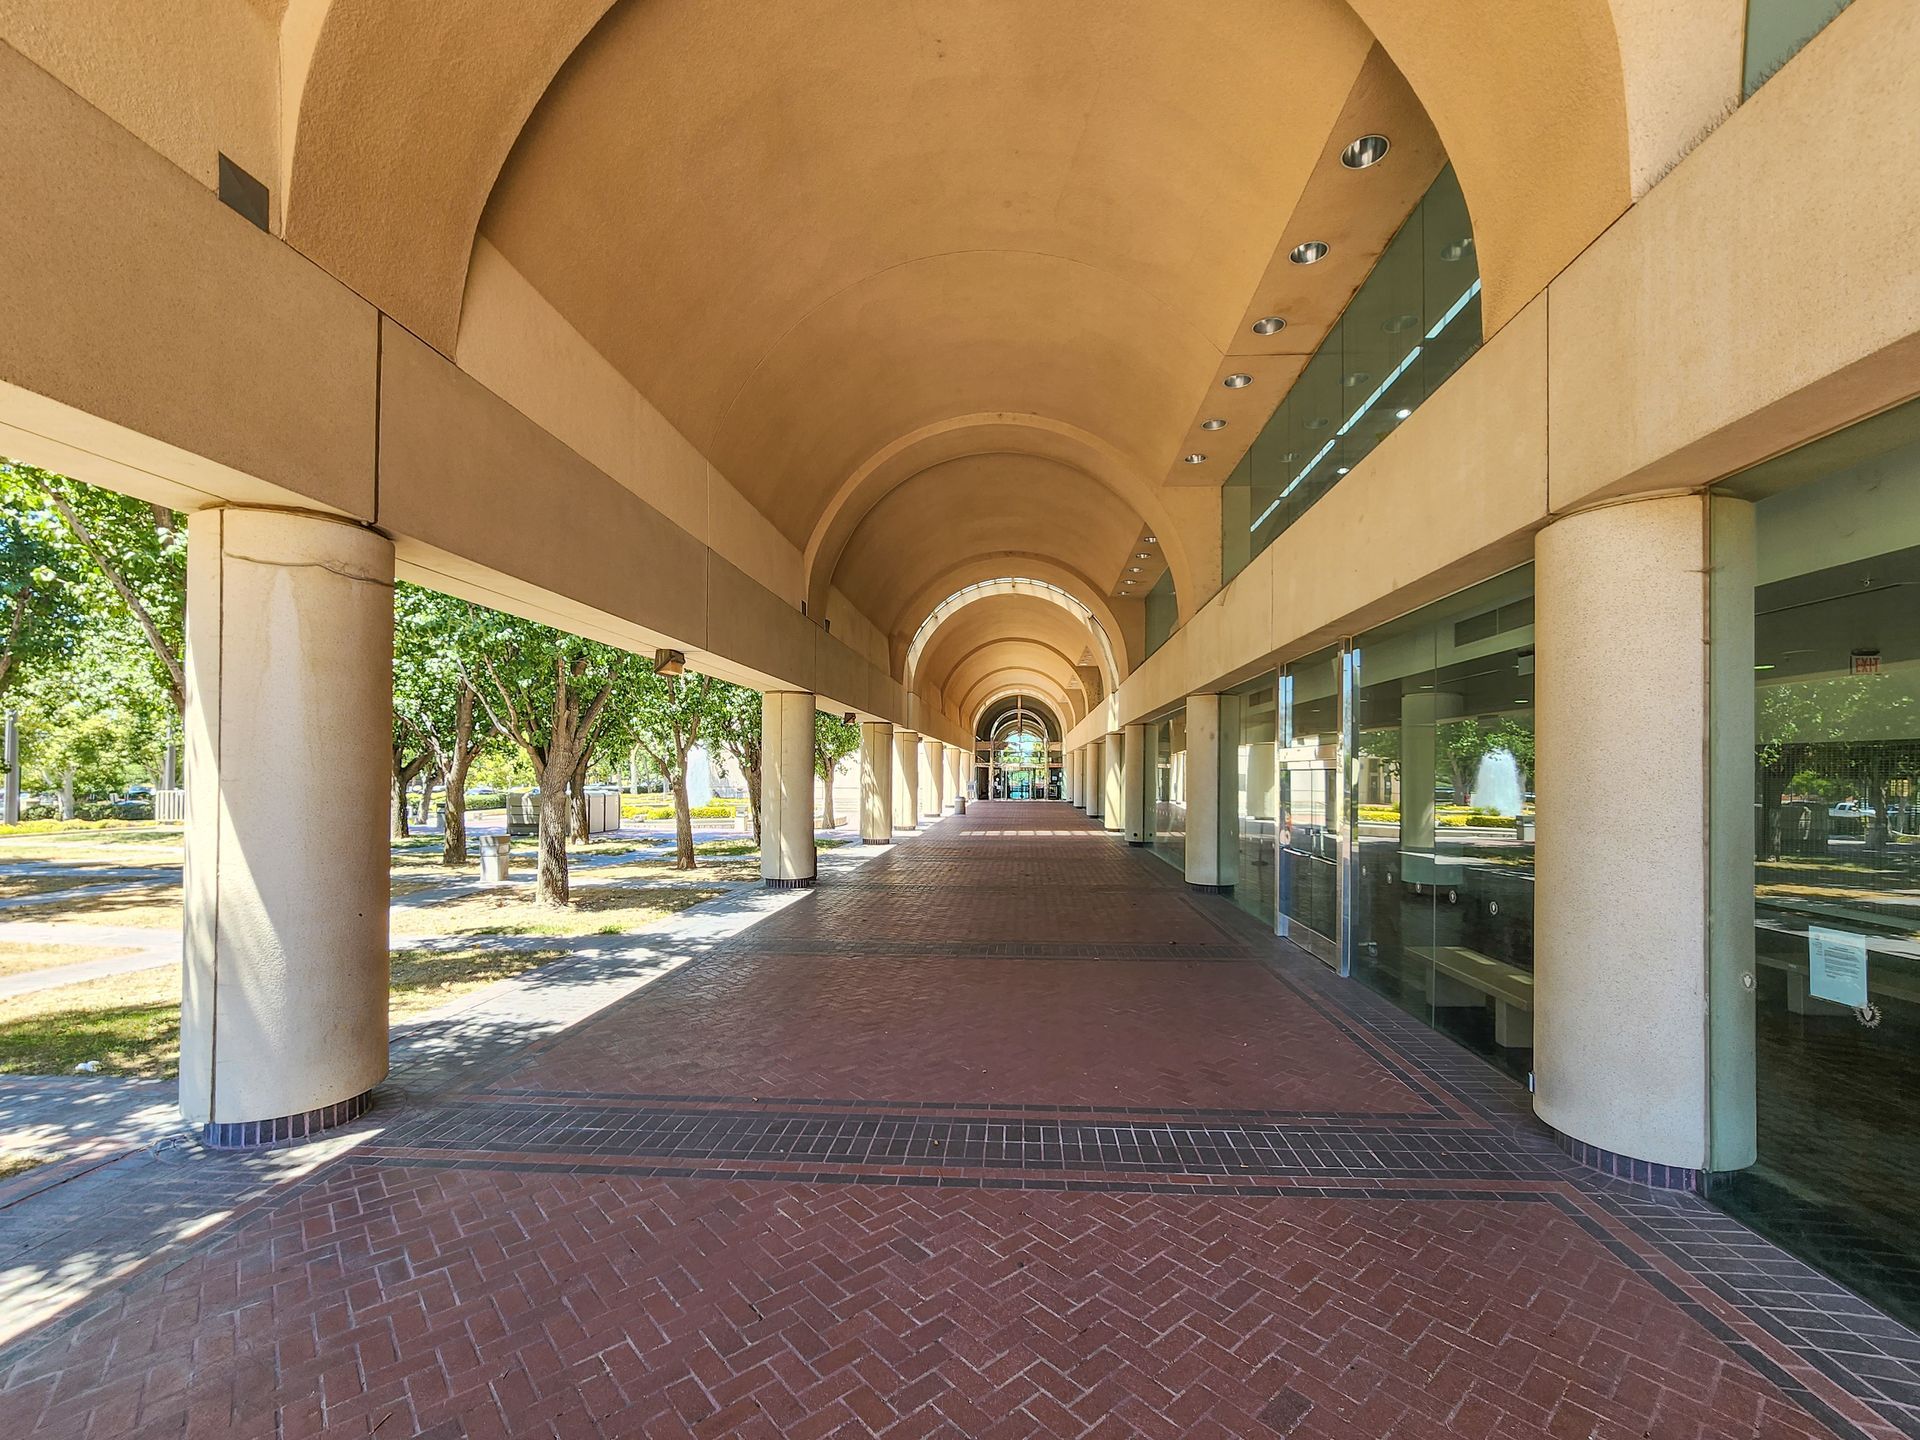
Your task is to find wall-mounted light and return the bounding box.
[654,648,686,676]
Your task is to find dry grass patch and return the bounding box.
[0,943,577,1078]
[0,941,141,979]
[391,882,728,938]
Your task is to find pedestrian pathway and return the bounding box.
[1,805,1918,1438]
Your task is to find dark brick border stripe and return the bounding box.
[201,1086,375,1149]
[724,938,1256,961]
[762,876,816,890]
[1553,1128,1703,1191]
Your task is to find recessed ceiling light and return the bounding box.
[1290,241,1329,265]
[1182,453,1208,464]
[1394,408,1412,420]
[1251,316,1286,336]
[1341,135,1391,170]
[1335,466,1350,475]
[1136,551,1151,558]
[1129,567,1143,573]
[1144,535,1156,543]
[1223,373,1253,389]
[1201,417,1227,431]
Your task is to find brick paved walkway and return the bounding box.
[4,802,1920,1438]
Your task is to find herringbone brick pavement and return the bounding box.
[0,803,1913,1438]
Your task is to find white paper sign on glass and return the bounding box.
[1808,926,1869,1008]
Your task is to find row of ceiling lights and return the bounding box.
[1181,133,1390,467]
[1121,534,1157,594]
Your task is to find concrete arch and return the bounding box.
[935,637,1089,722]
[888,556,1137,676]
[802,414,1195,626]
[964,670,1079,733]
[905,581,1118,693]
[972,686,1070,739]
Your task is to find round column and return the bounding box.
[859,721,893,844]
[1122,722,1147,845]
[1064,746,1079,806]
[1102,731,1125,833]
[949,746,967,813]
[1086,739,1105,819]
[761,691,818,888]
[1534,494,1756,1181]
[893,730,920,833]
[1184,695,1232,892]
[920,740,943,820]
[180,508,393,1146]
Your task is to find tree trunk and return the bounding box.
[820,761,837,829]
[745,765,762,843]
[536,763,573,906]
[441,692,475,868]
[60,769,75,821]
[416,773,435,825]
[671,772,697,870]
[571,756,592,843]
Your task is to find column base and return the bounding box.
[1187,882,1234,895]
[764,875,817,890]
[1551,1128,1717,1192]
[1127,839,1147,847]
[861,837,893,846]
[202,1086,376,1149]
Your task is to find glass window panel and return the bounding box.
[1280,647,1342,965]
[1350,566,1536,1079]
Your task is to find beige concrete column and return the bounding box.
[1064,747,1079,806]
[1086,740,1105,819]
[893,730,920,833]
[180,508,393,1145]
[920,739,943,820]
[1185,695,1231,890]
[1102,731,1125,833]
[949,745,967,813]
[859,721,893,844]
[1534,493,1756,1176]
[1122,723,1147,844]
[761,691,818,888]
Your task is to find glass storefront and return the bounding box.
[1744,0,1855,96]
[1147,713,1187,873]
[1222,167,1482,584]
[1278,647,1343,966]
[1225,674,1279,927]
[1709,404,1920,1327]
[1348,568,1537,1079]
[1144,570,1177,658]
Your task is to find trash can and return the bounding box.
[477,834,512,882]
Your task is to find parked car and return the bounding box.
[1828,801,1877,819]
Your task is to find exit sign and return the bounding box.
[1852,651,1882,676]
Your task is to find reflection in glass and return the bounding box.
[1710,414,1920,1327]
[1349,568,1537,1078]
[1144,571,1177,658]
[1226,674,1280,927]
[1280,648,1343,966]
[1148,714,1187,873]
[1223,167,1482,583]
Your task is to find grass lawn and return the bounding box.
[0,872,138,901]
[0,941,140,979]
[391,883,728,937]
[0,943,571,1079]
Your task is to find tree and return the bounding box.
[393,584,483,863]
[460,607,634,905]
[813,712,859,829]
[630,666,716,870]
[2,463,186,715]
[0,470,85,700]
[12,608,170,814]
[708,683,763,842]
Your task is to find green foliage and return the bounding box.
[813,712,860,778]
[0,465,86,700]
[10,600,172,803]
[0,461,186,712]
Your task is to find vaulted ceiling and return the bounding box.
[275,0,1643,721]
